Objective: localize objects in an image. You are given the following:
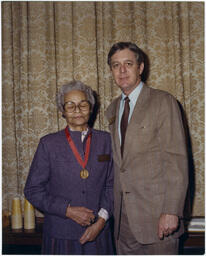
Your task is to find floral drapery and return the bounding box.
[2,1,204,216]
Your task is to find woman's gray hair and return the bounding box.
[56,80,95,113]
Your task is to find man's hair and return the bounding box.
[107,42,149,82]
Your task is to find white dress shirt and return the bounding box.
[118,81,143,144]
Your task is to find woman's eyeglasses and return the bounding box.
[63,100,90,113]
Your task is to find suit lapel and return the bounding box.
[123,84,151,160]
[106,96,122,164]
[114,98,121,163]
[106,85,151,164]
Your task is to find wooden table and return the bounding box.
[2,219,43,254]
[2,220,205,255]
[179,231,205,254]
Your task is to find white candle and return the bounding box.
[11,197,22,229]
[24,199,35,230]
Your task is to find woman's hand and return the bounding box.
[66,206,95,226]
[79,217,105,244]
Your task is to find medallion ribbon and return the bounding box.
[64,126,91,179]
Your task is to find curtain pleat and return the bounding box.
[2,1,204,216]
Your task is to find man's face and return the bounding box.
[110,48,144,95]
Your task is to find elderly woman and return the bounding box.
[24,81,114,255]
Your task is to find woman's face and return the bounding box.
[63,90,91,131]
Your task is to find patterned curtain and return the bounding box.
[2,2,204,216]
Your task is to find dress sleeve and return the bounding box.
[99,135,114,218]
[24,138,69,218]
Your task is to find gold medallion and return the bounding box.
[80,169,89,179]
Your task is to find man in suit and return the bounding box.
[105,42,188,255]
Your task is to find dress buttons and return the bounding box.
[82,190,85,194]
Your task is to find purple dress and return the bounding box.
[24,128,114,255]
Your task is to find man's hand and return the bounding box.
[66,206,95,226]
[158,214,179,239]
[79,217,105,244]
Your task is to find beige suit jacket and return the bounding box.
[106,84,188,244]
